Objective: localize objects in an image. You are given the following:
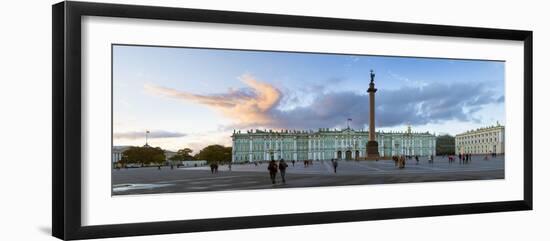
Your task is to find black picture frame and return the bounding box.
[52,1,533,240]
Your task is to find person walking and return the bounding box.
[332,159,339,173]
[210,162,215,174]
[415,155,419,165]
[428,154,433,164]
[278,159,288,184]
[228,162,232,171]
[398,155,406,169]
[268,160,278,184]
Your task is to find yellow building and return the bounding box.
[455,123,505,155]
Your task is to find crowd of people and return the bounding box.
[391,154,436,168]
[205,153,499,185]
[444,153,496,164]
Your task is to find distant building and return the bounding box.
[455,123,505,155]
[112,146,131,163]
[175,160,208,167]
[164,150,177,160]
[231,126,436,163]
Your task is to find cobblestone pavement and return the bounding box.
[112,155,504,195]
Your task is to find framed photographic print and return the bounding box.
[52,1,533,240]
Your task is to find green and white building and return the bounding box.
[231,126,436,163]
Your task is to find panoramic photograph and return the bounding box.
[111,44,505,195]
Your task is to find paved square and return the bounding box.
[112,155,504,195]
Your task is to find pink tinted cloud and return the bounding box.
[144,74,281,127]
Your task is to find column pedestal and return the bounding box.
[366,141,379,159]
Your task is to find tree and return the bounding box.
[169,148,195,161]
[195,145,232,164]
[436,134,455,155]
[120,146,166,165]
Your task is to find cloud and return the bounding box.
[145,74,282,127]
[114,130,187,140]
[145,74,503,130]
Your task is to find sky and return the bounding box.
[112,45,505,152]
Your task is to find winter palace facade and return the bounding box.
[231,126,436,163]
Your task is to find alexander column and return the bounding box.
[366,70,380,159]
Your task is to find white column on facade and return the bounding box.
[322,138,326,160]
[410,139,413,155]
[313,138,316,160]
[420,137,423,156]
[249,138,252,162]
[307,137,311,159]
[391,139,395,156]
[401,137,406,155]
[433,138,436,155]
[433,138,436,156]
[406,138,409,155]
[318,137,322,160]
[280,137,284,159]
[264,139,268,161]
[315,138,318,155]
[275,137,282,160]
[380,135,384,156]
[294,138,297,161]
